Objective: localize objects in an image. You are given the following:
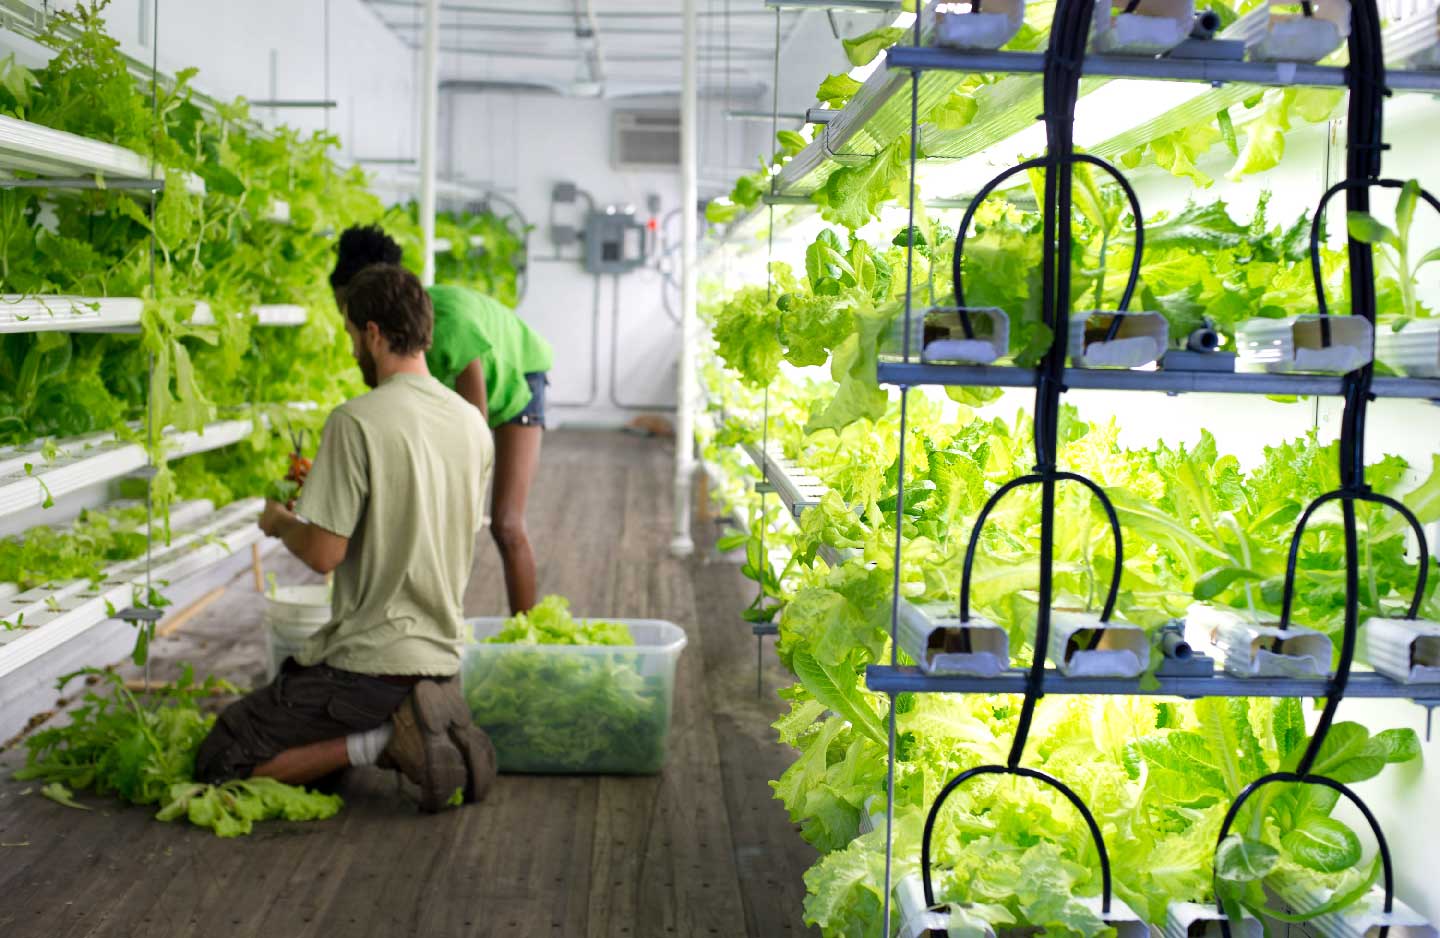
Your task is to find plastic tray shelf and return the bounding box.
[0,296,308,334]
[0,499,215,606]
[0,295,143,333]
[876,361,1440,400]
[0,404,312,521]
[0,498,264,678]
[771,1,947,199]
[195,303,310,328]
[0,114,206,193]
[742,441,830,519]
[866,665,1440,702]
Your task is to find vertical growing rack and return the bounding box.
[863,0,1440,932]
[0,9,320,741]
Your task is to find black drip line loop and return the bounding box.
[1308,178,1440,344]
[921,765,1114,929]
[1273,489,1430,775]
[953,469,1123,684]
[916,3,1128,931]
[1213,772,1393,937]
[1209,7,1402,930]
[1311,178,1440,486]
[949,154,1146,333]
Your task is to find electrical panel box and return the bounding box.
[584,209,647,274]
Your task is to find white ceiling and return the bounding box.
[361,0,805,99]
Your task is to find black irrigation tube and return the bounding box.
[910,0,1134,931]
[1210,1,1413,933]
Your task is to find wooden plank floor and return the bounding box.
[0,429,817,938]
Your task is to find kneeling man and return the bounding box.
[196,263,495,812]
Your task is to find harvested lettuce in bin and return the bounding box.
[461,596,687,774]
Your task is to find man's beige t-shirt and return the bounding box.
[294,372,492,676]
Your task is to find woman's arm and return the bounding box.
[455,359,489,422]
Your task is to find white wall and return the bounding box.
[51,0,417,167]
[446,90,765,426]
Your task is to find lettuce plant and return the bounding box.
[1348,179,1440,329]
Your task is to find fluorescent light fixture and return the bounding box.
[917,79,1209,201]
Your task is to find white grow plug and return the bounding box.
[895,306,1009,364]
[1068,311,1168,368]
[1091,0,1197,56]
[1362,616,1440,684]
[933,0,1026,51]
[1235,314,1374,374]
[897,601,1010,677]
[1165,901,1263,938]
[894,874,952,938]
[1376,319,1440,377]
[1188,604,1332,678]
[1249,0,1351,63]
[1048,610,1148,677]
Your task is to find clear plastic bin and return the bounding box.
[461,618,687,775]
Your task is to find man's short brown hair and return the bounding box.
[342,264,433,355]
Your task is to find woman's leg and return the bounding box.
[490,422,543,614]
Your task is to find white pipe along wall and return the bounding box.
[672,0,699,557]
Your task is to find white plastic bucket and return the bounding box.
[262,584,332,681]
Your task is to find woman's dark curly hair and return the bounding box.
[330,224,403,290]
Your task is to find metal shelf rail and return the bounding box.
[887,45,1440,93]
[867,665,1440,705]
[877,361,1440,400]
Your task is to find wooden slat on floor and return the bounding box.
[0,429,816,938]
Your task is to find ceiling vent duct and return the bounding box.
[611,110,681,170]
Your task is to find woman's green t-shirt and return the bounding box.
[425,285,554,428]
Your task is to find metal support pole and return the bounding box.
[670,0,699,558]
[419,0,441,287]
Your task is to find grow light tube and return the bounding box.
[917,79,1207,200]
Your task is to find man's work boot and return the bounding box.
[452,713,497,804]
[382,680,469,813]
[427,676,496,803]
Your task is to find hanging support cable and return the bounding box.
[883,8,926,935]
[751,7,783,697]
[140,0,162,689]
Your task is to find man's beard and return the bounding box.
[357,345,378,388]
